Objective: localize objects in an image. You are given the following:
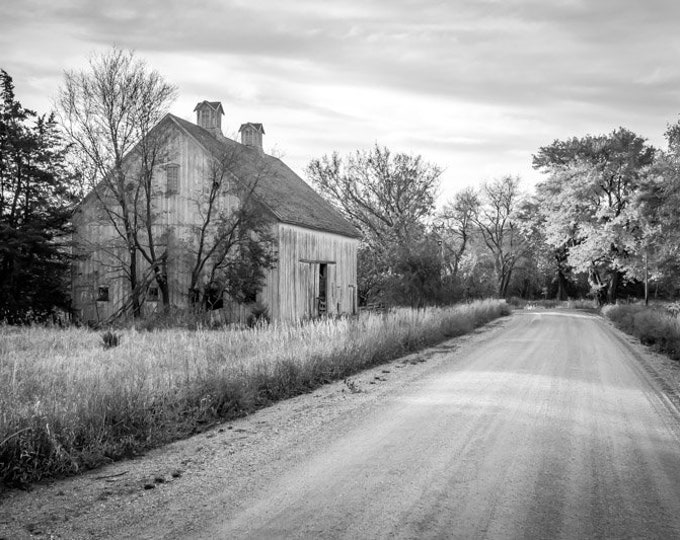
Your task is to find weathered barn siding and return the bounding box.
[261,224,358,321]
[72,201,125,322]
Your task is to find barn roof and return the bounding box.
[193,101,224,114]
[168,114,360,239]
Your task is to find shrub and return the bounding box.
[567,298,597,310]
[247,302,270,328]
[603,304,680,360]
[507,297,526,308]
[101,331,120,349]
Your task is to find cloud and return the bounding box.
[2,0,678,202]
[6,0,680,115]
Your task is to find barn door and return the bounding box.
[300,262,318,318]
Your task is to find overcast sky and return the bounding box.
[2,0,680,203]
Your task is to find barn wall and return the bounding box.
[71,123,221,322]
[260,223,358,322]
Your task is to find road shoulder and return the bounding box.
[600,314,680,421]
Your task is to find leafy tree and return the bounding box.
[0,70,75,323]
[378,226,443,307]
[307,144,441,305]
[533,128,655,304]
[635,120,680,300]
[58,47,177,317]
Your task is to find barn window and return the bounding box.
[148,286,159,301]
[166,164,179,195]
[97,286,109,302]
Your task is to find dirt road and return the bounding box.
[208,310,680,539]
[4,310,680,539]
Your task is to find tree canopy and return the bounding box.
[533,128,655,304]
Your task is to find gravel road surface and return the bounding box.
[3,309,680,539]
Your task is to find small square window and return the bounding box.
[97,286,109,302]
[148,286,159,301]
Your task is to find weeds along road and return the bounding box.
[208,309,680,539]
[4,309,680,539]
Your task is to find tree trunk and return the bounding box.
[153,256,171,311]
[644,252,649,306]
[588,267,606,306]
[498,269,512,298]
[556,269,569,301]
[129,247,141,318]
[158,276,170,310]
[607,270,621,305]
[495,258,505,298]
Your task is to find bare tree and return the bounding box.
[307,144,441,304]
[186,145,276,310]
[58,47,177,317]
[307,144,440,250]
[436,187,478,279]
[472,176,531,298]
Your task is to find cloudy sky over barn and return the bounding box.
[2,0,680,202]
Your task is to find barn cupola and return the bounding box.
[239,123,265,153]
[193,101,224,138]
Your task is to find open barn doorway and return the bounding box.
[318,263,327,315]
[300,259,335,318]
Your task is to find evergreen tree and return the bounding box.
[0,70,75,323]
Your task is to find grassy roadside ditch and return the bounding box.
[603,303,680,360]
[1,299,510,489]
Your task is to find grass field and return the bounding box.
[1,300,510,488]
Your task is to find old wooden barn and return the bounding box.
[72,100,360,323]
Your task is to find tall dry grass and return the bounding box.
[1,300,509,488]
[603,303,680,359]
